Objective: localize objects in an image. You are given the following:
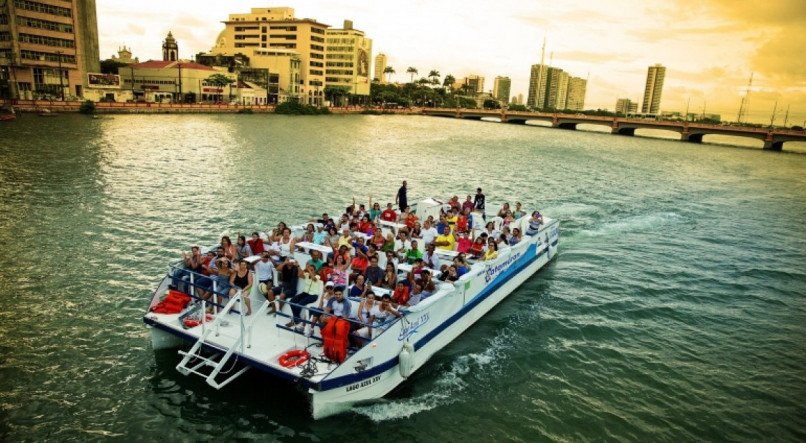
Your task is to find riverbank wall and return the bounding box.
[3,99,419,115]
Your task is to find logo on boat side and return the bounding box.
[484,252,521,283]
[398,313,429,341]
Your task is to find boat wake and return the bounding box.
[353,306,535,421]
[579,212,684,237]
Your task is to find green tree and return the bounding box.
[443,74,455,91]
[508,104,528,111]
[428,70,440,87]
[324,85,350,106]
[383,66,395,83]
[406,66,418,83]
[204,73,235,87]
[483,99,501,110]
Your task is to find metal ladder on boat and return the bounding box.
[175,292,250,389]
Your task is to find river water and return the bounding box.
[0,114,804,441]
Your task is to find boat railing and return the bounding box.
[274,297,400,347]
[166,263,240,310]
[164,264,278,349]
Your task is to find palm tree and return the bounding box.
[428,70,440,88]
[406,67,418,83]
[443,74,456,92]
[383,65,395,83]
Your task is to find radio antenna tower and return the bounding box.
[736,72,753,123]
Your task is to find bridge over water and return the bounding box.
[421,108,806,151]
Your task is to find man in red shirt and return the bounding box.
[380,203,397,222]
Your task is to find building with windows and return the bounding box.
[325,20,371,99]
[123,59,234,103]
[196,50,300,103]
[527,64,586,111]
[453,75,484,95]
[565,76,586,111]
[211,7,328,105]
[493,76,510,103]
[615,98,638,115]
[374,52,387,83]
[526,64,548,108]
[0,0,100,100]
[641,63,665,114]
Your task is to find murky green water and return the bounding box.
[1,114,804,441]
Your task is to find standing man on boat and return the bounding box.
[396,180,408,211]
[474,187,486,220]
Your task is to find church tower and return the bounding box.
[162,31,178,61]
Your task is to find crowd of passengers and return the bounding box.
[177,185,544,342]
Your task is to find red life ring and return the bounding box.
[183,314,214,328]
[278,349,310,368]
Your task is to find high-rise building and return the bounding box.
[615,98,638,115]
[0,0,100,100]
[641,63,665,114]
[528,63,586,111]
[526,63,548,108]
[325,20,372,98]
[374,53,387,83]
[212,7,328,105]
[517,93,523,105]
[493,76,511,103]
[565,76,587,111]
[544,67,569,110]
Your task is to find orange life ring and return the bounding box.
[278,349,310,368]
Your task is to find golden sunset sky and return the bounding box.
[98,0,805,124]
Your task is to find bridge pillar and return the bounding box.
[763,140,783,151]
[681,133,704,143]
[612,127,635,136]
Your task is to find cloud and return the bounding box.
[558,50,637,64]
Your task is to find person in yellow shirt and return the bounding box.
[433,225,456,251]
[483,240,498,261]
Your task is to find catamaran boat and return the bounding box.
[143,197,560,418]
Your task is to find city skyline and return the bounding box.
[96,0,805,124]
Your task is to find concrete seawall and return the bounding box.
[4,100,419,115]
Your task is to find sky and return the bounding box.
[97,0,806,124]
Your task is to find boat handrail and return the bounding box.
[166,264,241,311]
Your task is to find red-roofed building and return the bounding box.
[123,58,234,103]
